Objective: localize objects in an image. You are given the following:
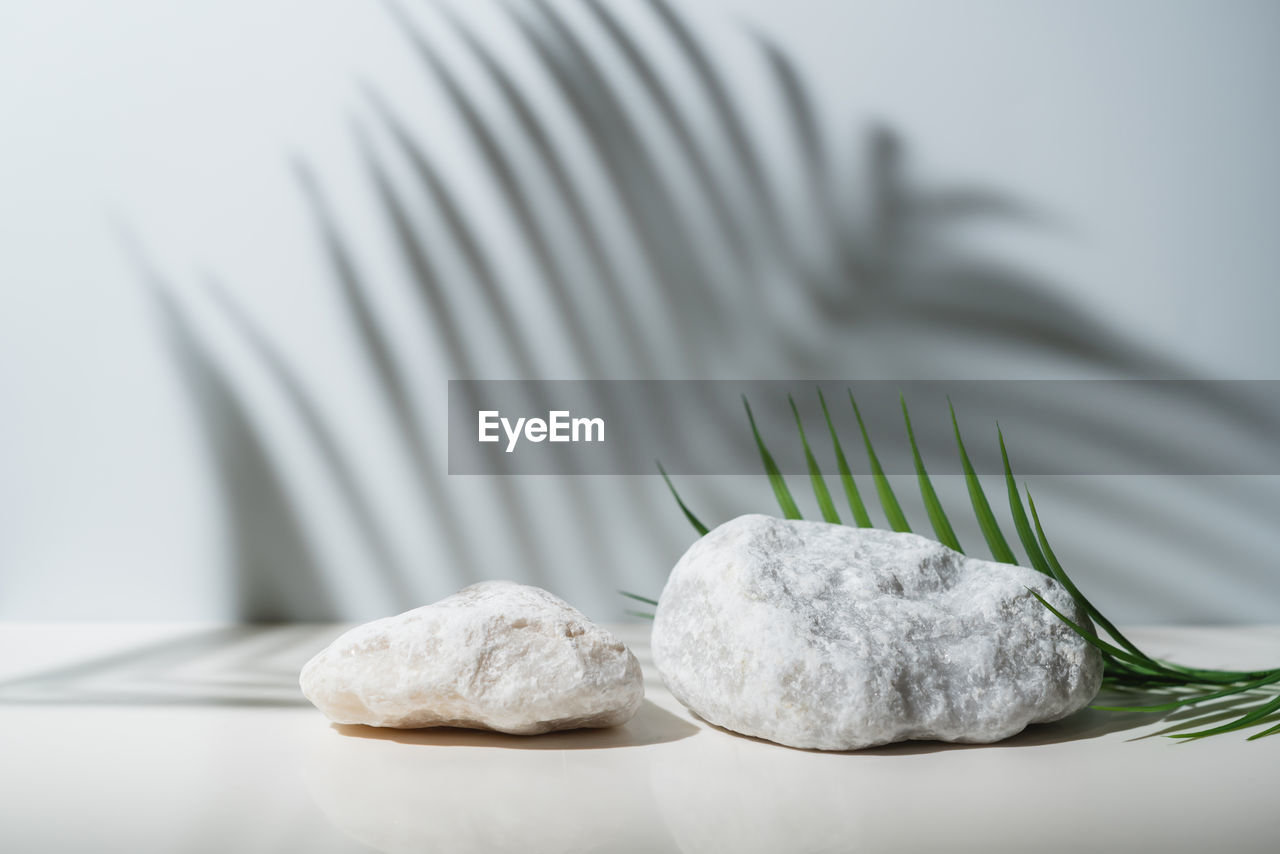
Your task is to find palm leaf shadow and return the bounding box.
[132,255,335,622]
[205,272,418,605]
[146,0,1280,619]
[0,625,331,706]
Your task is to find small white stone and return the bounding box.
[652,515,1103,750]
[301,581,643,734]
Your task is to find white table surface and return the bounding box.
[1,622,1277,853]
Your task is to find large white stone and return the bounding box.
[652,514,1103,750]
[301,581,643,734]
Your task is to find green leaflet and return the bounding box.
[790,394,840,523]
[1026,588,1166,671]
[818,387,872,527]
[998,430,1053,577]
[1026,492,1149,660]
[1171,692,1280,740]
[744,396,803,520]
[949,400,1017,564]
[1093,671,1280,713]
[849,391,911,532]
[901,395,961,551]
[656,460,709,536]
[619,590,657,621]
[1246,719,1280,741]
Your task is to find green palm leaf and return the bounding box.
[651,391,1280,742]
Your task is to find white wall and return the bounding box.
[3,0,1279,622]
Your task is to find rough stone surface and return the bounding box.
[652,514,1103,750]
[301,581,643,734]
